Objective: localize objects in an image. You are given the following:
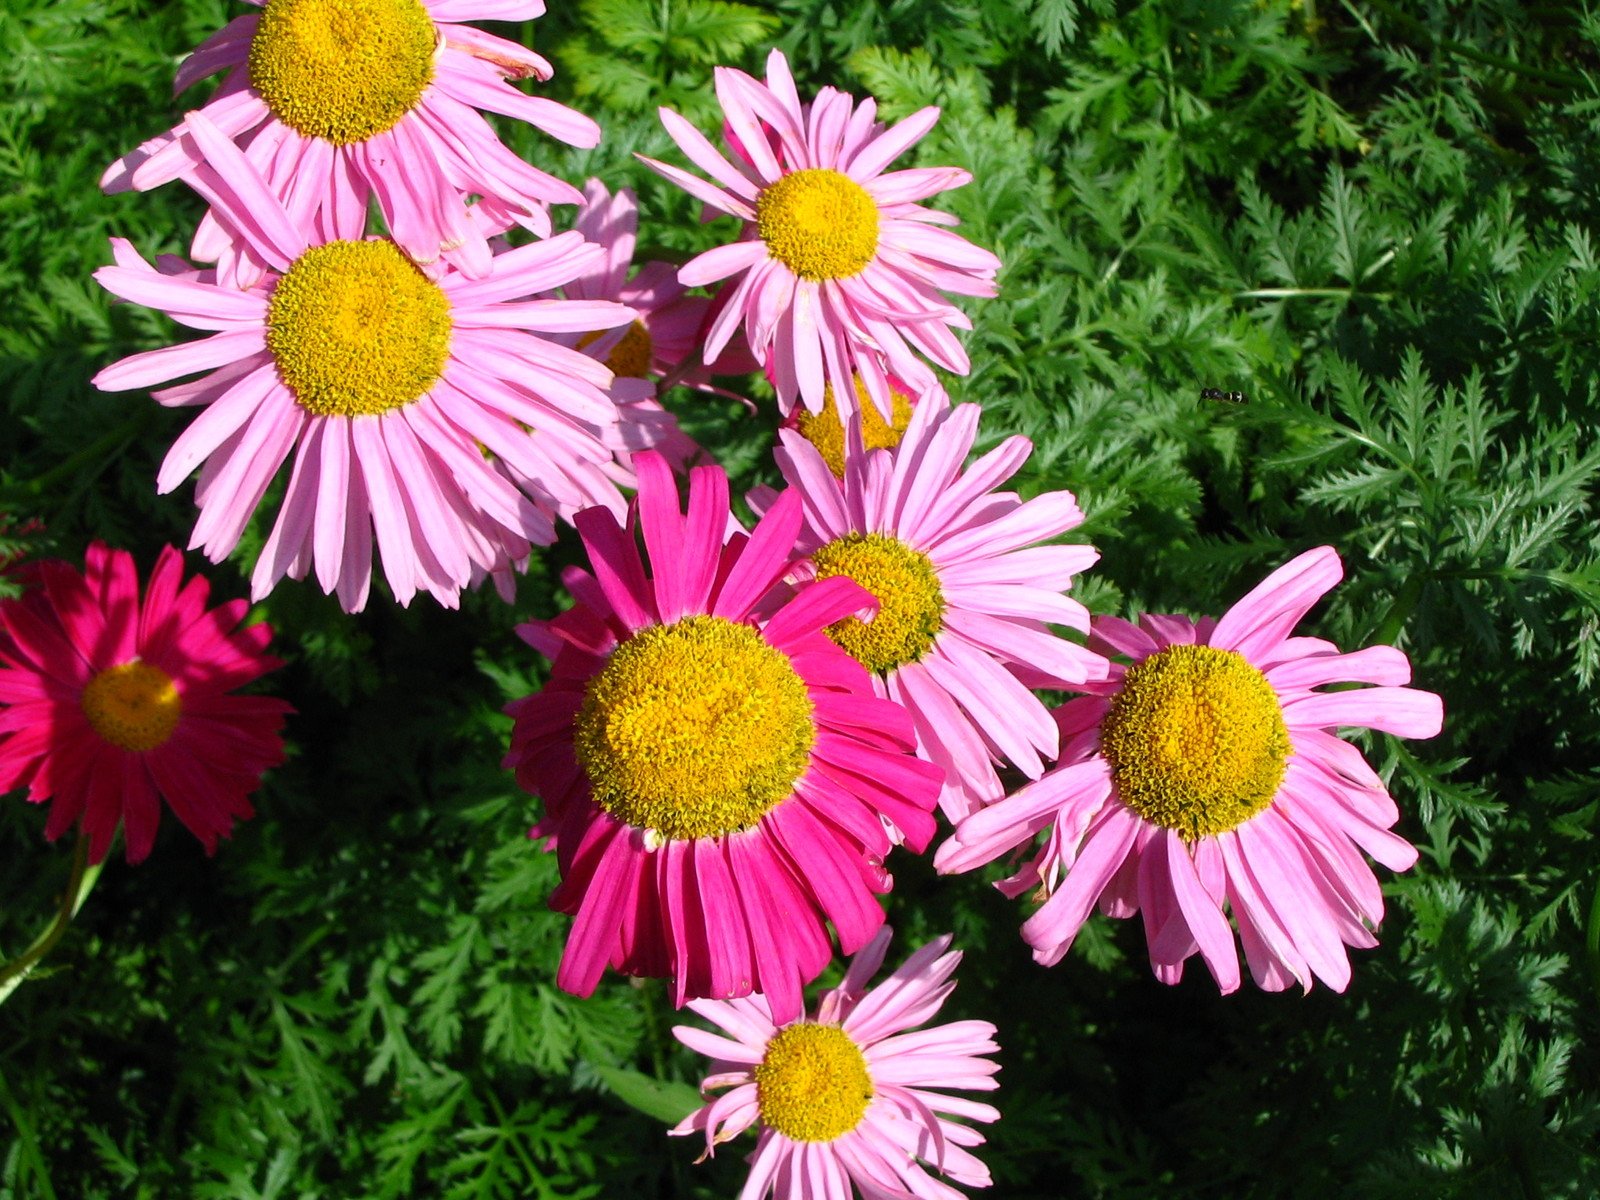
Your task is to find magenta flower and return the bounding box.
[0,543,289,864]
[642,49,1000,421]
[763,400,1106,822]
[102,0,598,280]
[672,927,999,1199]
[505,454,943,1020]
[938,547,1445,993]
[92,115,638,612]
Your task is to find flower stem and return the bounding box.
[0,834,103,1005]
[1372,573,1425,647]
[0,408,152,505]
[1587,873,1600,1005]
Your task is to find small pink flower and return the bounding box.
[937,547,1445,993]
[760,400,1106,821]
[543,178,760,494]
[93,114,638,612]
[672,927,999,1199]
[642,49,1000,421]
[505,454,943,1021]
[102,0,599,281]
[567,178,760,400]
[0,542,290,864]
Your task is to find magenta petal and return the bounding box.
[1281,686,1444,738]
[1210,546,1343,660]
[555,824,638,997]
[710,488,804,621]
[1163,831,1242,991]
[1022,806,1141,966]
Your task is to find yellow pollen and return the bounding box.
[756,169,880,281]
[573,616,816,841]
[578,321,654,380]
[755,1024,873,1142]
[795,377,914,479]
[266,240,452,418]
[1099,644,1292,840]
[249,0,437,145]
[81,662,181,752]
[811,534,943,674]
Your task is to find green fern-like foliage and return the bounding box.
[3,0,1599,1197]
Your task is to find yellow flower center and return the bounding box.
[756,169,880,281]
[1099,644,1292,840]
[248,0,437,146]
[794,377,914,478]
[811,534,943,674]
[573,616,816,841]
[81,662,181,752]
[755,1023,874,1143]
[266,240,453,418]
[579,320,654,380]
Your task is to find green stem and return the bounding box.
[0,834,103,1005]
[0,1066,58,1200]
[2,409,152,501]
[1587,873,1600,1005]
[1372,573,1425,646]
[1363,0,1584,89]
[642,979,669,1081]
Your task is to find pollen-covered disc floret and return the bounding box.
[642,49,1002,417]
[768,399,1104,821]
[249,0,436,145]
[1100,644,1290,840]
[0,542,289,865]
[506,454,944,1015]
[754,1024,873,1142]
[265,240,452,418]
[812,534,943,673]
[580,320,654,380]
[94,136,639,613]
[756,169,880,281]
[573,616,816,841]
[81,662,182,753]
[936,546,1447,995]
[793,377,913,478]
[672,929,1000,1197]
[104,0,600,280]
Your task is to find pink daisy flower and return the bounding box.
[936,547,1445,993]
[566,178,760,401]
[505,453,943,1021]
[0,542,290,865]
[92,114,638,612]
[672,927,999,1199]
[102,0,598,281]
[641,49,1001,421]
[779,365,947,482]
[760,400,1106,822]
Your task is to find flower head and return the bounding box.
[566,178,760,399]
[765,400,1106,821]
[642,49,1000,421]
[93,115,638,612]
[0,543,290,864]
[937,547,1445,993]
[672,927,999,1199]
[102,0,598,281]
[505,453,943,1020]
[785,371,932,480]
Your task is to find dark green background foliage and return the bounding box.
[2,0,1598,1194]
